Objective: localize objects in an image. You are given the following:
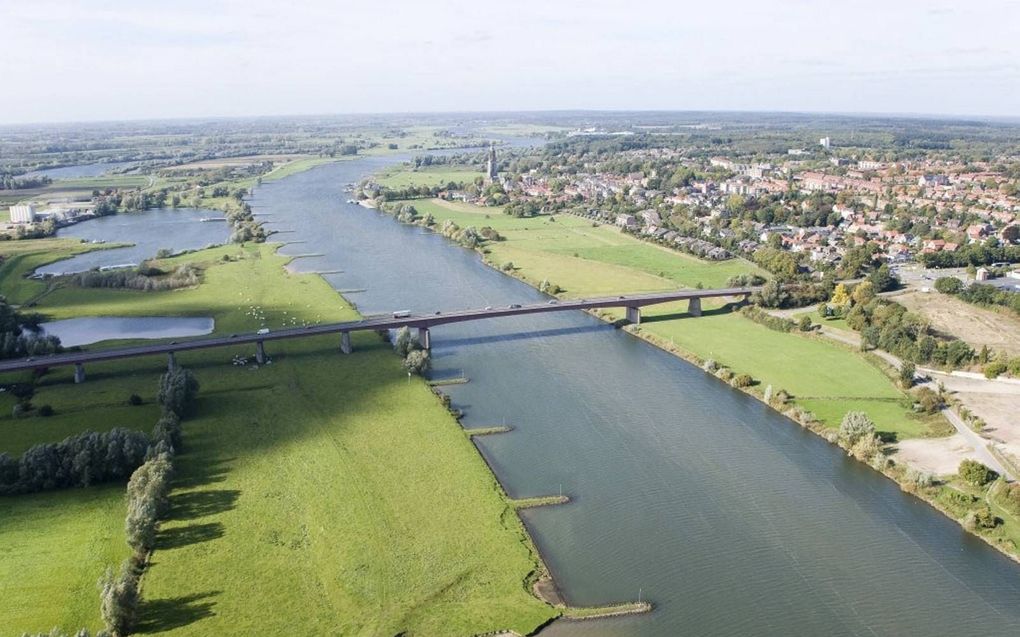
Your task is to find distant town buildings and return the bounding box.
[819,136,831,149]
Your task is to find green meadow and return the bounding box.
[0,240,555,635]
[394,196,945,440]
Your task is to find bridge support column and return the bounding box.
[688,297,702,317]
[74,363,85,384]
[167,352,177,372]
[625,306,641,325]
[255,341,267,365]
[340,330,352,355]
[417,327,430,350]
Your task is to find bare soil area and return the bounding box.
[894,435,985,476]
[897,291,1020,356]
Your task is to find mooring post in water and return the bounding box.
[417,326,430,350]
[74,363,85,384]
[167,352,177,371]
[626,306,641,324]
[340,330,352,355]
[255,340,267,365]
[687,297,702,317]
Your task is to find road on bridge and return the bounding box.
[0,286,756,378]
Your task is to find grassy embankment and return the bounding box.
[374,167,483,190]
[0,239,556,635]
[394,198,946,442]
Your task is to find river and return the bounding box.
[246,157,1020,636]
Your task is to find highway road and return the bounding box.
[0,286,756,375]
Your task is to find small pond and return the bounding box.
[40,317,214,347]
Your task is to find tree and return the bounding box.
[851,281,875,306]
[830,283,851,307]
[392,326,417,358]
[959,459,998,486]
[899,361,916,388]
[798,315,812,332]
[403,349,430,376]
[838,411,876,448]
[157,367,200,417]
[868,264,896,292]
[99,561,139,637]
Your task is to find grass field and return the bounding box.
[406,198,761,290]
[388,196,943,441]
[261,157,342,182]
[375,168,481,189]
[0,240,556,635]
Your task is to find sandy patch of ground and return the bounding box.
[897,291,1020,356]
[894,435,984,476]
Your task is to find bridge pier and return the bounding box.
[340,330,352,354]
[74,363,85,384]
[417,327,431,350]
[688,297,702,317]
[625,306,641,325]
[255,341,267,365]
[167,352,177,371]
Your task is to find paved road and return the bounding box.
[0,287,755,375]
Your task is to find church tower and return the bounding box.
[486,142,498,182]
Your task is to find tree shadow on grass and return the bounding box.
[168,489,240,521]
[171,456,235,490]
[156,521,225,550]
[135,591,219,634]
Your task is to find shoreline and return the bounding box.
[368,197,1020,569]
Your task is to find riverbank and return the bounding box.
[374,195,1020,564]
[0,239,561,635]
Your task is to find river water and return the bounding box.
[35,208,230,276]
[59,155,1020,635]
[40,317,214,347]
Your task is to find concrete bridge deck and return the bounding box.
[0,286,756,380]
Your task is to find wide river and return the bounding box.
[73,155,1020,635]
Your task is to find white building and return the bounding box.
[9,204,36,224]
[819,137,831,149]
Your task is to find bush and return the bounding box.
[913,386,943,414]
[934,277,964,294]
[984,360,1007,379]
[905,468,935,488]
[392,326,418,358]
[798,315,812,332]
[732,373,754,388]
[128,393,143,406]
[38,404,54,417]
[741,306,796,332]
[839,411,876,448]
[964,505,999,531]
[959,459,998,486]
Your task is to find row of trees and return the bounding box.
[99,366,197,637]
[73,264,200,292]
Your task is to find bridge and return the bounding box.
[0,287,756,382]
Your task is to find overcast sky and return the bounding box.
[1,0,1018,124]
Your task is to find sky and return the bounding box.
[1,0,1018,124]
